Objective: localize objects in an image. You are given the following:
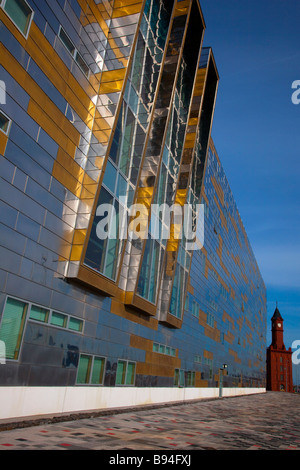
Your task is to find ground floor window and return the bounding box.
[116,360,136,386]
[76,354,106,385]
[174,369,196,387]
[0,297,28,360]
[174,368,185,387]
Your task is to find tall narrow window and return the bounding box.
[0,297,28,360]
[2,0,33,37]
[76,355,92,384]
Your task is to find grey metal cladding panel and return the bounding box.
[20,342,65,367]
[25,178,63,218]
[0,223,27,256]
[27,60,67,115]
[29,0,60,33]
[0,199,18,230]
[9,124,56,174]
[43,210,73,244]
[51,276,87,303]
[24,322,81,351]
[19,257,34,279]
[83,320,99,338]
[50,290,85,318]
[38,226,69,259]
[24,239,58,272]
[27,365,71,386]
[31,263,54,289]
[0,155,15,183]
[0,245,22,276]
[15,213,41,243]
[2,100,39,142]
[5,273,52,307]
[66,0,82,20]
[4,141,52,193]
[82,303,101,324]
[0,23,30,69]
[37,129,59,159]
[48,176,69,205]
[44,22,56,48]
[0,66,30,112]
[0,178,46,225]
[11,168,28,193]
[0,269,8,293]
[0,362,30,386]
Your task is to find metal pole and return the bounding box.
[219,368,223,398]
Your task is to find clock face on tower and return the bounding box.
[277,323,281,327]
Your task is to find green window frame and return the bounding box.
[76,354,106,385]
[29,305,49,323]
[0,297,28,360]
[50,311,68,328]
[28,303,84,334]
[115,360,136,386]
[68,316,83,333]
[1,0,34,37]
[152,342,176,357]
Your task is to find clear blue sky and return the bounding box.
[200,0,300,377]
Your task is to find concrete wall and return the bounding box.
[0,386,266,421]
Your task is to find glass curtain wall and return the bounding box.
[84,0,173,281]
[137,0,203,305]
[169,50,218,319]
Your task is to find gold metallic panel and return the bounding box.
[174,0,190,16]
[113,1,144,18]
[110,299,159,330]
[0,132,8,156]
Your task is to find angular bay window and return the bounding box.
[1,0,33,37]
[0,297,28,360]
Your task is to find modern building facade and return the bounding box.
[266,307,293,392]
[0,0,267,420]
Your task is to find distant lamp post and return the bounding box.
[219,364,228,398]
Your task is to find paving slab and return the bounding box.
[0,392,299,451]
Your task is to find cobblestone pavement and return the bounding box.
[0,392,299,451]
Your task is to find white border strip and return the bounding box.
[0,387,266,420]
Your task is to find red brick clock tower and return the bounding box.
[266,306,293,392]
